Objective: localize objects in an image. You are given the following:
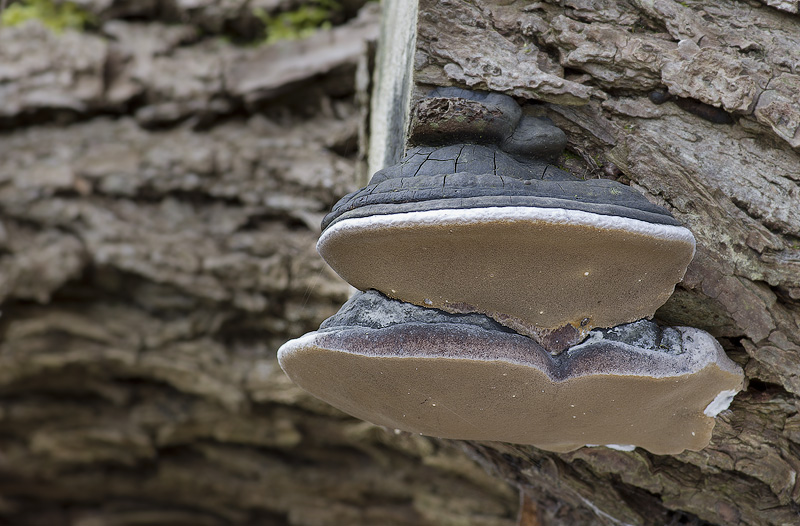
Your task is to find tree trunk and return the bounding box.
[0,3,518,525]
[1,0,799,525]
[370,0,800,524]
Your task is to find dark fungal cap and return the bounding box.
[325,144,680,231]
[500,114,567,161]
[278,291,745,455]
[368,143,571,185]
[328,86,680,232]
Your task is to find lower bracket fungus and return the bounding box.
[279,291,744,455]
[317,89,696,350]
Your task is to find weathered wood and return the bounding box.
[372,0,800,524]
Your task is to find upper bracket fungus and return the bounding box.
[318,88,696,351]
[278,291,744,455]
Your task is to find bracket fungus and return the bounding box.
[278,86,744,455]
[317,88,696,350]
[278,291,744,455]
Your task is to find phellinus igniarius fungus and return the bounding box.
[318,88,696,351]
[278,87,744,454]
[279,291,744,455]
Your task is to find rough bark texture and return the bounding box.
[0,3,520,525]
[3,0,800,525]
[394,0,800,525]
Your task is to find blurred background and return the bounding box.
[0,1,519,524]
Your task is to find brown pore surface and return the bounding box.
[318,216,695,336]
[279,342,743,455]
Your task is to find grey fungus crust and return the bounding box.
[278,292,744,455]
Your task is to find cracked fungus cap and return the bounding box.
[318,142,696,350]
[278,291,744,455]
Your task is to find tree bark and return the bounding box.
[370,0,800,524]
[2,0,799,525]
[0,4,519,525]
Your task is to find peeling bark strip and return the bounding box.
[373,0,800,524]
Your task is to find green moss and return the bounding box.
[255,0,340,45]
[1,0,95,32]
